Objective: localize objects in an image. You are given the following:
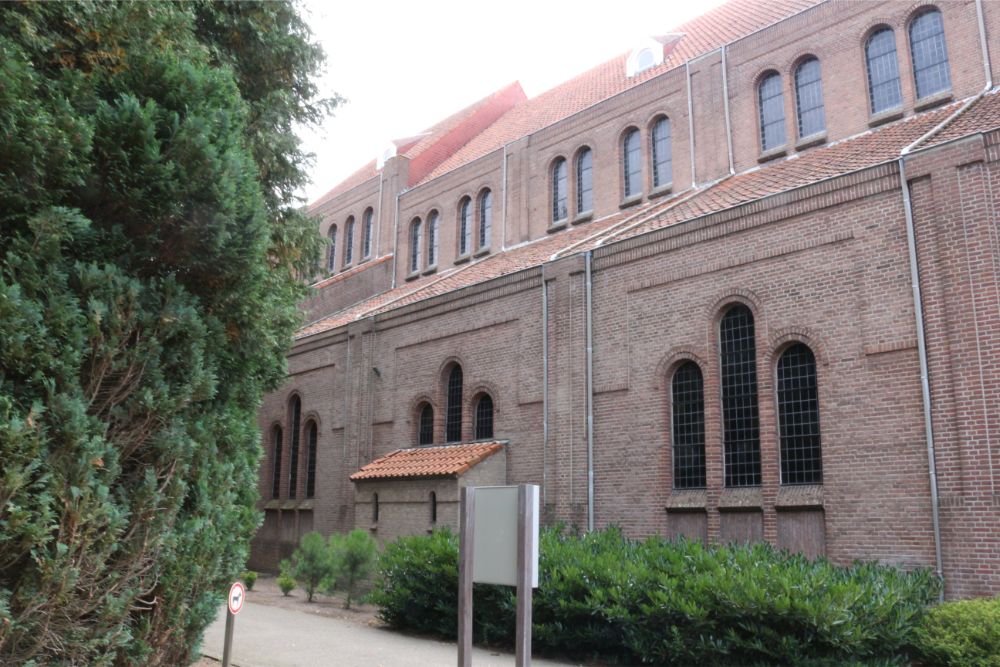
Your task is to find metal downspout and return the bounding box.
[542,279,549,508]
[375,170,384,259]
[722,45,735,176]
[502,143,509,251]
[686,62,697,187]
[390,191,401,289]
[585,251,595,533]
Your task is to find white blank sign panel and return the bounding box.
[471,486,539,587]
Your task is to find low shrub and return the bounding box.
[330,529,378,609]
[912,596,1000,667]
[371,526,940,665]
[286,532,335,602]
[277,574,295,597]
[241,571,258,591]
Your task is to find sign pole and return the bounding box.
[222,580,245,667]
[221,608,235,667]
[457,486,475,667]
[515,484,536,667]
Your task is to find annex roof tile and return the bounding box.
[349,442,505,481]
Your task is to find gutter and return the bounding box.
[542,279,549,508]
[722,44,735,176]
[686,61,697,186]
[390,191,401,289]
[585,251,595,532]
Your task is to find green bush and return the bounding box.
[286,532,336,602]
[912,596,1000,667]
[241,571,258,591]
[371,526,940,665]
[330,529,378,609]
[277,574,295,597]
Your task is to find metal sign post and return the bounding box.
[222,580,246,667]
[458,484,539,667]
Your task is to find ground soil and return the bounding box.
[239,573,381,626]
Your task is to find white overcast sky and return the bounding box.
[297,0,727,204]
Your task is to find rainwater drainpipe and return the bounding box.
[722,45,735,176]
[542,279,549,508]
[686,61,697,186]
[390,191,401,289]
[897,0,993,599]
[501,143,509,251]
[375,170,384,260]
[585,251,595,533]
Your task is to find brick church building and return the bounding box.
[249,0,1000,598]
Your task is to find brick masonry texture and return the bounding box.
[249,0,1000,600]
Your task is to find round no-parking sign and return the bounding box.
[228,581,246,615]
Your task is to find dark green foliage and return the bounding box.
[912,596,1000,667]
[330,529,378,609]
[285,532,335,603]
[371,527,940,666]
[242,571,258,591]
[277,573,296,597]
[0,2,335,664]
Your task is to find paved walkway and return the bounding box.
[201,603,580,667]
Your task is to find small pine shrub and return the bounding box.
[329,529,378,609]
[241,571,258,591]
[912,596,1000,667]
[277,574,295,597]
[288,532,336,602]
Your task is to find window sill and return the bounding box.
[454,254,471,265]
[473,247,491,258]
[368,524,377,533]
[717,486,763,509]
[340,263,354,272]
[648,183,673,199]
[619,195,643,209]
[665,488,707,509]
[572,211,593,225]
[422,265,438,276]
[914,90,953,112]
[868,107,903,128]
[795,132,827,151]
[757,145,787,163]
[404,271,421,282]
[547,220,568,234]
[776,483,824,508]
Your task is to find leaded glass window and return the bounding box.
[362,208,373,258]
[576,148,593,214]
[672,362,706,489]
[652,117,672,188]
[795,58,825,138]
[910,9,951,99]
[623,128,641,198]
[446,365,463,442]
[418,403,434,445]
[866,28,903,114]
[720,306,761,486]
[777,344,823,485]
[552,158,568,222]
[271,426,282,499]
[305,420,317,498]
[459,198,472,256]
[288,396,301,498]
[478,190,492,249]
[344,216,355,265]
[327,226,337,273]
[475,394,494,440]
[427,211,439,267]
[409,218,421,273]
[758,72,786,151]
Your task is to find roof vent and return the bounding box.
[626,37,665,77]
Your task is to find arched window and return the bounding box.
[794,58,825,138]
[327,226,337,273]
[777,343,823,485]
[305,420,317,498]
[910,9,951,99]
[418,402,434,445]
[552,158,568,223]
[446,365,463,442]
[478,190,492,250]
[409,218,422,274]
[373,493,379,522]
[576,148,593,214]
[430,491,437,524]
[288,396,302,498]
[623,128,641,198]
[720,305,761,487]
[270,426,283,499]
[866,27,902,114]
[459,197,472,256]
[758,72,785,151]
[427,210,439,267]
[475,394,494,440]
[671,362,706,489]
[651,117,672,188]
[344,216,355,266]
[362,207,373,258]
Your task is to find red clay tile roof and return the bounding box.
[926,89,1000,148]
[350,442,505,481]
[309,254,392,290]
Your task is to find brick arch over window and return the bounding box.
[670,360,706,489]
[719,304,762,487]
[270,424,283,499]
[444,364,463,442]
[287,394,302,499]
[775,343,823,485]
[473,392,494,440]
[304,419,318,498]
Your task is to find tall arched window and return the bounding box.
[305,420,318,498]
[409,218,422,274]
[910,9,951,99]
[651,117,672,188]
[777,343,823,485]
[327,226,337,273]
[478,190,492,250]
[270,426,283,499]
[623,128,641,198]
[475,394,494,440]
[344,216,355,266]
[552,158,568,223]
[794,58,825,138]
[362,207,373,258]
[720,305,761,487]
[446,365,463,442]
[427,210,439,267]
[430,491,437,524]
[418,403,434,445]
[671,362,706,489]
[866,27,902,114]
[459,197,472,256]
[576,148,593,214]
[288,396,302,498]
[758,72,785,151]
